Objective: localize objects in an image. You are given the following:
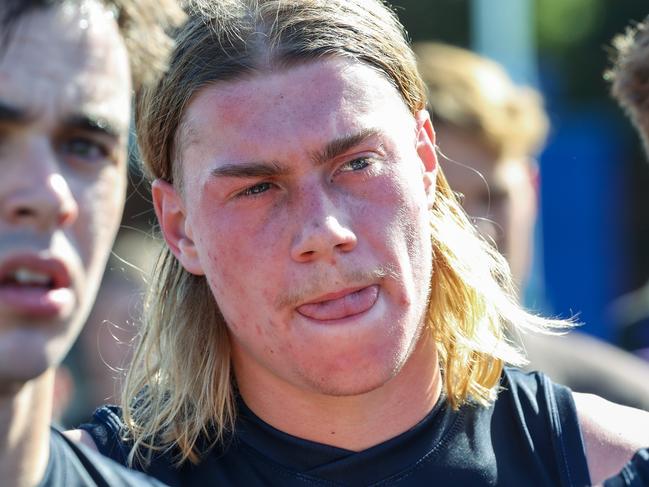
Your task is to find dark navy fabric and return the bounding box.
[604,448,649,487]
[39,427,167,486]
[80,368,591,486]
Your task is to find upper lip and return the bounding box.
[0,252,72,289]
[299,285,370,306]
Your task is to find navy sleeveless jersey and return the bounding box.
[80,368,591,486]
[603,448,649,486]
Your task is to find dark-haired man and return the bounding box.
[0,1,182,485]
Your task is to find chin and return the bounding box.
[0,325,78,388]
[300,353,404,397]
[0,354,51,390]
[307,372,396,397]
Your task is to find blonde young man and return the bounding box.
[414,41,649,411]
[74,1,649,485]
[0,1,182,485]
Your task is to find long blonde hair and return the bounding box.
[124,0,569,467]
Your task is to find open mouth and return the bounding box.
[1,267,56,289]
[0,256,73,317]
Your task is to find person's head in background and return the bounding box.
[609,16,649,158]
[608,15,649,357]
[0,0,181,400]
[413,42,548,287]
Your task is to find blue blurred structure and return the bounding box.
[539,105,629,340]
[471,0,537,86]
[469,0,630,340]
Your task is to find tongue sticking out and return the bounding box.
[297,285,379,321]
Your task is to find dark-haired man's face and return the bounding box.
[0,1,131,389]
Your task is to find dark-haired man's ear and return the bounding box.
[151,179,205,275]
[415,110,438,208]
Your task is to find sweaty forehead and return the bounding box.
[178,58,410,156]
[0,1,132,132]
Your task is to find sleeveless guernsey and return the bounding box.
[80,368,591,486]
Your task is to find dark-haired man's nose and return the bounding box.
[2,144,79,232]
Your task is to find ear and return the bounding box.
[151,179,205,275]
[415,110,438,208]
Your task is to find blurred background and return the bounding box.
[57,0,649,426]
[392,0,649,341]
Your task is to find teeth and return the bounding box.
[13,268,51,285]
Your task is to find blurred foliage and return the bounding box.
[391,0,648,104]
[390,0,470,46]
[537,0,606,49]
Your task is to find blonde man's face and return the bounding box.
[155,58,439,398]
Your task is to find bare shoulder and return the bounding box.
[63,429,99,452]
[573,391,649,484]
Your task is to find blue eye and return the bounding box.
[241,182,272,196]
[346,158,370,171]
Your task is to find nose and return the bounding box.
[290,190,357,263]
[2,143,79,231]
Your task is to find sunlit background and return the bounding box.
[59,0,649,426]
[391,0,649,341]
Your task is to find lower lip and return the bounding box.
[0,286,74,318]
[297,285,380,322]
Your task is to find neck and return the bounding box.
[0,370,54,487]
[237,332,442,451]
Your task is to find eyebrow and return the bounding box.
[0,100,31,124]
[208,128,382,179]
[63,114,122,140]
[311,128,382,166]
[210,161,289,179]
[0,99,122,139]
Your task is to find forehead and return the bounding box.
[179,58,413,161]
[0,1,132,132]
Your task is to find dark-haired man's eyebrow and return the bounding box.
[0,100,31,124]
[311,128,382,166]
[62,114,123,140]
[0,99,124,142]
